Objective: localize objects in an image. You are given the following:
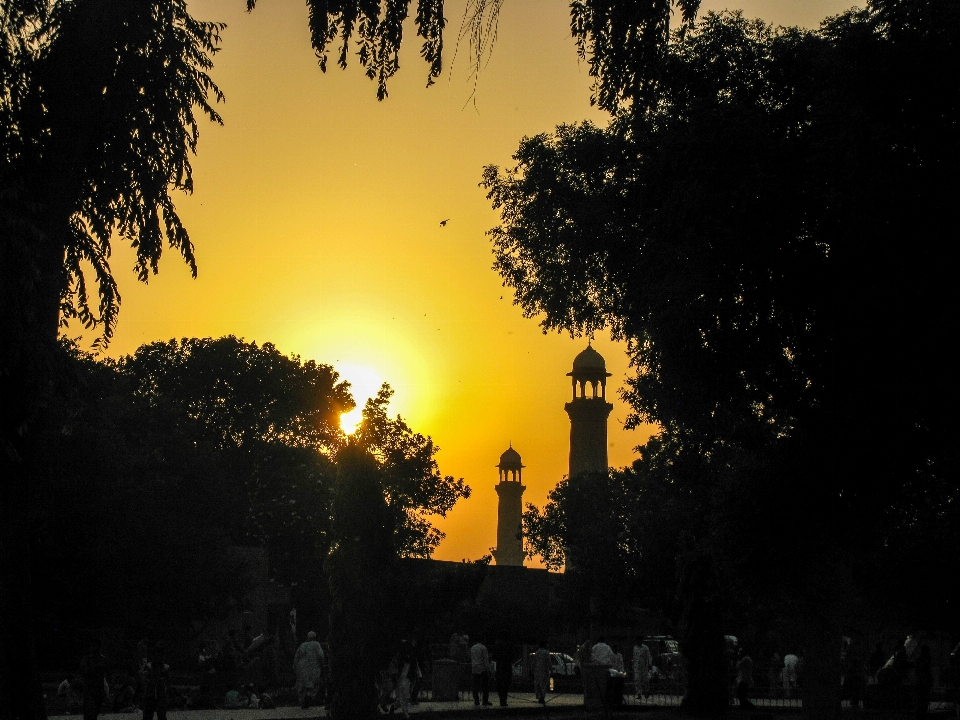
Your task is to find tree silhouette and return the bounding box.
[2,1,703,715]
[2,4,223,707]
[485,5,960,717]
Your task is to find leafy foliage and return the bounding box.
[488,4,960,711]
[27,337,471,653]
[245,1,702,108]
[486,6,960,567]
[570,0,700,112]
[120,336,353,452]
[354,384,470,557]
[27,342,251,649]
[1,0,224,343]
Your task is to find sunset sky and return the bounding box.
[78,0,852,564]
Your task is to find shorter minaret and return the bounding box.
[492,445,526,567]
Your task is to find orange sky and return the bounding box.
[74,0,853,564]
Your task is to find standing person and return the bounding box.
[80,639,109,720]
[768,651,782,696]
[393,640,416,720]
[633,639,652,700]
[735,650,755,710]
[914,645,933,719]
[409,638,424,706]
[575,638,593,674]
[141,643,169,720]
[491,639,514,707]
[470,638,492,706]
[782,652,799,697]
[842,642,865,709]
[533,642,552,705]
[611,645,626,706]
[293,631,325,709]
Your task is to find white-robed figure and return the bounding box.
[633,639,652,700]
[533,642,552,705]
[294,631,325,709]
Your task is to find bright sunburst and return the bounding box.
[338,364,386,435]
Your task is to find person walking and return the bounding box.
[914,645,933,719]
[633,638,652,700]
[735,650,755,710]
[611,645,626,706]
[470,639,492,706]
[293,631,325,709]
[393,640,416,720]
[80,639,109,720]
[533,642,551,705]
[491,639,515,707]
[782,652,799,697]
[842,642,866,709]
[141,643,169,720]
[409,638,424,705]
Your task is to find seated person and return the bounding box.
[224,686,245,709]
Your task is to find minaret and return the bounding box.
[492,445,526,566]
[565,344,613,478]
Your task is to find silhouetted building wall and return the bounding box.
[565,344,613,478]
[492,445,525,566]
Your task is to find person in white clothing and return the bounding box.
[392,640,415,720]
[470,640,492,706]
[592,638,616,666]
[633,639,652,700]
[782,653,799,696]
[293,631,325,709]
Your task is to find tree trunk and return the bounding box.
[326,447,398,720]
[678,554,729,716]
[0,463,46,720]
[800,620,842,720]
[0,223,65,720]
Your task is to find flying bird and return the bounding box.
[439,219,450,227]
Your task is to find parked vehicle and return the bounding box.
[647,636,681,678]
[513,652,578,678]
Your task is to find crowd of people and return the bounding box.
[58,639,184,720]
[57,629,293,720]
[728,634,952,716]
[60,629,959,718]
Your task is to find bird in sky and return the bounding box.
[439,219,449,227]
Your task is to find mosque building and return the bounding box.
[491,344,612,567]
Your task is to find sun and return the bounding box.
[337,363,386,435]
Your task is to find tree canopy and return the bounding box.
[488,3,960,714]
[121,336,353,452]
[26,338,469,652]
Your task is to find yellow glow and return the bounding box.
[72,0,853,564]
[337,363,386,435]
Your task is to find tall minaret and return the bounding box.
[492,445,526,566]
[565,344,613,478]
